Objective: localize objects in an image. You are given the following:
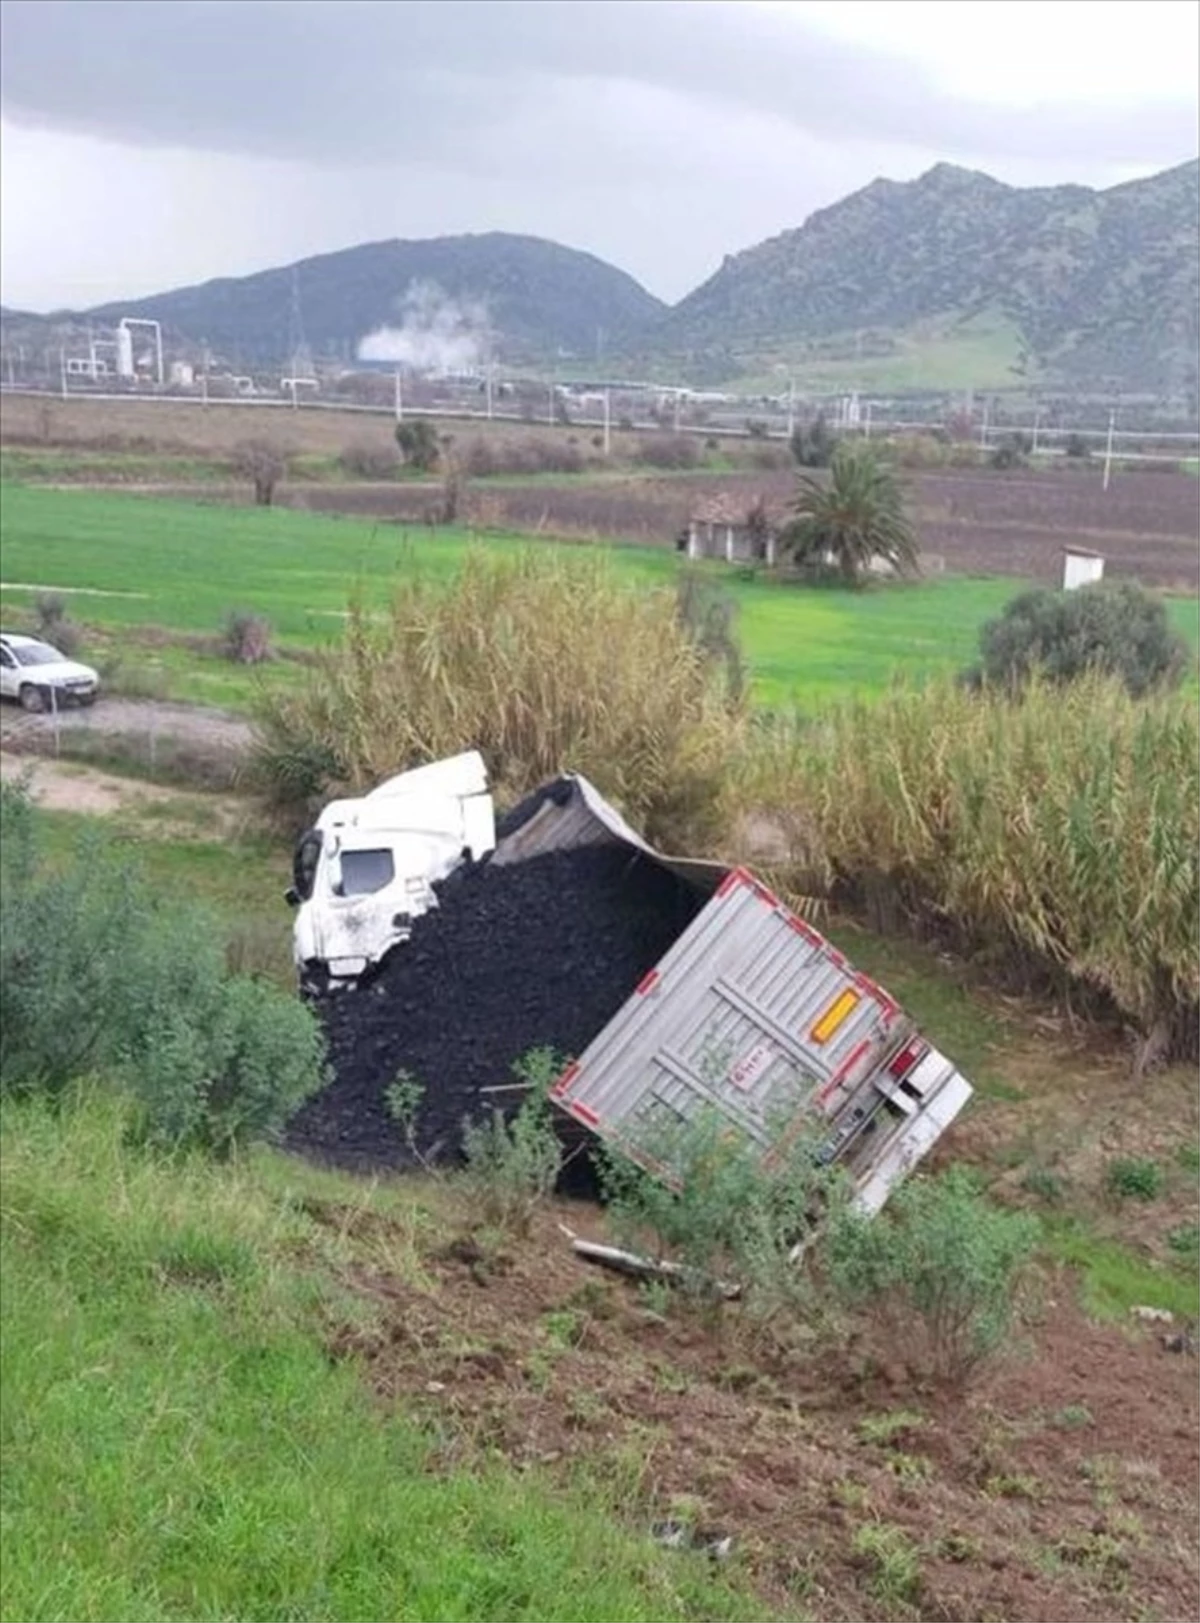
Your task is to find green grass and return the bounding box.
[723,309,1032,395]
[1,1092,777,1623]
[1042,1217,1200,1322]
[9,483,1192,714]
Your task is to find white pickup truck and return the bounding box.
[286,751,495,994]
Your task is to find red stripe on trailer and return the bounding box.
[715,868,744,898]
[786,914,822,943]
[826,948,848,970]
[550,1060,581,1098]
[634,969,660,996]
[854,971,900,1018]
[817,1038,871,1106]
[749,874,779,908]
[569,1099,600,1126]
[716,867,778,908]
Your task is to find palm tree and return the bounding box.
[782,445,920,585]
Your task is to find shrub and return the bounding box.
[825,1169,1039,1385]
[748,445,790,471]
[1104,1157,1163,1201]
[220,609,273,665]
[0,782,326,1152]
[1064,432,1092,460]
[123,972,327,1156]
[251,548,744,850]
[675,570,745,699]
[989,439,1025,470]
[231,438,288,506]
[394,418,440,472]
[463,436,585,477]
[601,1106,849,1334]
[635,433,699,470]
[852,1523,922,1605]
[337,439,400,478]
[461,1049,564,1234]
[31,591,82,658]
[970,581,1189,698]
[789,414,837,468]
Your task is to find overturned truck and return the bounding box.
[288,770,972,1213]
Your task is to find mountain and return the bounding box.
[651,160,1200,397]
[76,234,667,368]
[4,161,1196,396]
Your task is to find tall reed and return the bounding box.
[738,673,1199,1067]
[252,547,745,850]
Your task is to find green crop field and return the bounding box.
[1,485,1195,711]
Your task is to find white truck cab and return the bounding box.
[287,751,495,994]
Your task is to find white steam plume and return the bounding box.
[357,280,493,374]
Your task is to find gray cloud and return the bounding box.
[2,0,1194,170]
[0,1,1195,310]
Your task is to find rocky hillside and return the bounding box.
[653,160,1200,396]
[73,234,667,369]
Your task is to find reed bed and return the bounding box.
[252,547,746,849]
[738,673,1199,1067]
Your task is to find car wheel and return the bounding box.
[18,684,47,713]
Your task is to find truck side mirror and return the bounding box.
[284,886,300,908]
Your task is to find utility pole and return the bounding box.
[59,347,68,400]
[485,364,493,420]
[786,377,796,440]
[394,368,403,424]
[979,401,989,451]
[863,401,872,440]
[673,388,681,434]
[1031,406,1041,456]
[603,388,611,457]
[1102,408,1117,492]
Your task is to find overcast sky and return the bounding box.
[1,0,1196,312]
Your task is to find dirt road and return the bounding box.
[0,696,253,754]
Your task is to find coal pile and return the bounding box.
[285,845,707,1173]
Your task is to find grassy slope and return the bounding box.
[1,1094,771,1623]
[723,311,1030,395]
[4,803,1195,1621]
[2,486,1195,711]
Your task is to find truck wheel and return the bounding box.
[299,962,329,1001]
[19,684,47,713]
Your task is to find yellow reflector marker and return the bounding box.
[810,988,861,1045]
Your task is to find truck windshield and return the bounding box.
[337,848,395,897]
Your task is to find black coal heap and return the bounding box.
[285,844,707,1172]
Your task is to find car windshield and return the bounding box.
[336,848,395,897]
[11,642,65,668]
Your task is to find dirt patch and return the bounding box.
[0,695,252,752]
[0,695,254,791]
[271,468,1200,589]
[0,749,255,838]
[318,1193,1200,1623]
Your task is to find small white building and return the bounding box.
[1063,546,1105,591]
[684,494,780,565]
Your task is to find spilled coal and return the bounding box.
[284,843,707,1173]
